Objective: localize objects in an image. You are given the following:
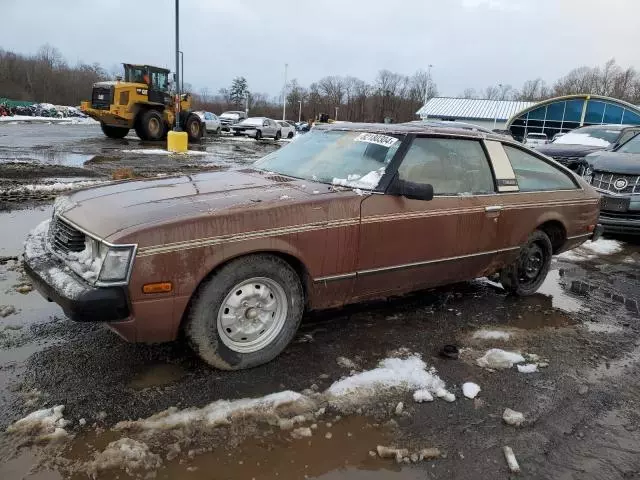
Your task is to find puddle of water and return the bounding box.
[0,150,96,167]
[0,206,52,257]
[0,451,62,480]
[128,364,187,389]
[537,269,584,313]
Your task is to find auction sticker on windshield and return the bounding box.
[354,133,399,148]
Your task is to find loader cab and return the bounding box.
[123,64,170,104]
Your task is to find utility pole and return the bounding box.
[425,64,434,102]
[282,63,288,121]
[335,106,339,121]
[174,0,181,131]
[179,51,184,93]
[298,100,302,123]
[493,83,503,129]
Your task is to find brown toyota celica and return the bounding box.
[24,123,602,370]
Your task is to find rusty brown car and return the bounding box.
[24,123,602,370]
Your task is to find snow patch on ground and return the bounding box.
[0,115,97,125]
[559,239,624,261]
[6,405,70,441]
[85,438,162,476]
[332,167,386,190]
[413,389,434,403]
[476,349,525,369]
[462,382,481,399]
[115,391,307,431]
[24,219,50,259]
[121,149,208,156]
[517,363,538,373]
[583,321,624,334]
[327,356,446,400]
[2,180,105,195]
[472,329,512,340]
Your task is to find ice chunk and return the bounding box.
[503,408,525,427]
[517,363,538,373]
[332,167,386,190]
[86,438,162,475]
[503,446,521,473]
[413,389,434,403]
[472,329,512,340]
[435,388,456,402]
[476,349,525,369]
[7,405,70,440]
[462,382,481,399]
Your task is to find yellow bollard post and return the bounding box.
[167,130,188,153]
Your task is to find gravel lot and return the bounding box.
[0,123,639,480]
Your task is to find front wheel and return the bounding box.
[186,254,304,370]
[100,123,129,139]
[255,130,262,140]
[216,127,221,135]
[287,131,294,139]
[139,109,165,141]
[275,130,282,140]
[500,230,552,296]
[185,114,203,142]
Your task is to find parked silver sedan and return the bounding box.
[231,117,282,140]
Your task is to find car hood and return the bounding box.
[535,143,605,158]
[58,169,336,242]
[585,151,640,175]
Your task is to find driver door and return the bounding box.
[353,136,504,300]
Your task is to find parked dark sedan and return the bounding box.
[584,133,640,234]
[536,124,640,174]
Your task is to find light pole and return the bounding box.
[334,106,339,121]
[179,51,184,93]
[174,0,180,131]
[298,100,302,123]
[425,64,433,102]
[282,63,288,121]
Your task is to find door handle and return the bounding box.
[485,206,503,212]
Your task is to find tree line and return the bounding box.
[0,45,107,106]
[462,59,640,104]
[2,44,640,121]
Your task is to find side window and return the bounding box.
[398,137,495,195]
[617,130,638,146]
[503,145,578,192]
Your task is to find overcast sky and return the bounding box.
[3,0,638,97]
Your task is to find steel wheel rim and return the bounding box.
[149,117,160,136]
[217,277,288,353]
[518,242,544,284]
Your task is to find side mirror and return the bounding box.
[388,176,434,201]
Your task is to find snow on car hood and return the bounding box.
[58,169,335,242]
[585,151,640,175]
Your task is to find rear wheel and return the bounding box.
[139,109,164,141]
[186,254,304,370]
[255,130,262,140]
[500,230,552,296]
[185,114,203,142]
[216,127,221,135]
[275,130,282,140]
[287,131,294,139]
[100,123,129,139]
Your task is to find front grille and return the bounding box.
[600,210,640,220]
[592,172,640,195]
[91,86,113,110]
[49,216,86,254]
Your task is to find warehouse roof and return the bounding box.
[417,97,536,121]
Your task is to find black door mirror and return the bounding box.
[388,176,434,201]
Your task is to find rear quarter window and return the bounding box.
[503,145,578,192]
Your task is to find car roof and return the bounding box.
[313,121,507,141]
[577,124,635,132]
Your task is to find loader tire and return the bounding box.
[139,109,164,141]
[100,123,129,139]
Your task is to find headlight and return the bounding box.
[583,167,593,184]
[98,246,135,283]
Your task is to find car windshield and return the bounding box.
[240,118,263,126]
[553,127,621,147]
[254,130,403,189]
[617,133,640,154]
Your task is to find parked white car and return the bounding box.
[523,132,548,147]
[231,117,281,140]
[276,120,296,139]
[196,112,222,134]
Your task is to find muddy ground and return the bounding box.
[1,123,640,480]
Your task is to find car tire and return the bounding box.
[100,123,129,139]
[139,109,164,141]
[255,130,262,140]
[275,130,282,140]
[500,230,552,296]
[185,114,203,142]
[185,254,304,370]
[216,127,221,135]
[287,131,294,139]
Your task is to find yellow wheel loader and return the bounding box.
[81,63,204,142]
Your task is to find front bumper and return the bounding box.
[599,212,640,235]
[23,222,130,322]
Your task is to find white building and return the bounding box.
[416,97,536,131]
